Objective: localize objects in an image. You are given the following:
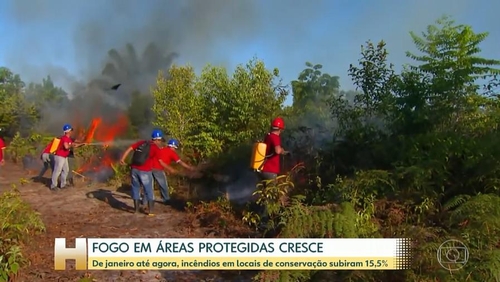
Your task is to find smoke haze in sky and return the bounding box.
[1,0,498,94]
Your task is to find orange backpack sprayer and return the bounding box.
[49,137,61,154]
[250,141,267,172]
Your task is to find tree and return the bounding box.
[331,41,399,140]
[25,75,68,107]
[408,16,500,83]
[197,59,287,156]
[127,90,154,134]
[316,17,500,281]
[152,65,204,157]
[0,67,24,92]
[0,67,38,136]
[485,75,500,95]
[406,16,500,113]
[291,62,339,110]
[283,63,341,176]
[152,58,287,161]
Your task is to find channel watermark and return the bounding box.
[437,239,469,271]
[54,238,88,270]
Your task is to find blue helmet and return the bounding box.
[151,129,163,140]
[167,139,179,149]
[63,124,73,132]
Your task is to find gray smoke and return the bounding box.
[33,42,177,134]
[4,0,493,136]
[5,0,268,135]
[5,0,496,90]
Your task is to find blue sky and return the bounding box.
[0,0,499,105]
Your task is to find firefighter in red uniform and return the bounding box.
[260,117,288,181]
[255,117,289,229]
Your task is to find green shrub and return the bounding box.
[0,186,45,281]
[4,132,49,163]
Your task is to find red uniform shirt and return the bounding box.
[152,147,181,170]
[55,135,73,158]
[0,138,6,162]
[130,140,160,171]
[262,132,281,174]
[162,147,181,164]
[42,142,52,154]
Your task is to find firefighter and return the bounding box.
[255,117,289,229]
[50,124,85,191]
[142,138,198,206]
[37,140,55,179]
[120,129,164,215]
[259,117,289,181]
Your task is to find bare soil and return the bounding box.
[0,162,255,282]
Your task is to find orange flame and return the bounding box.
[76,114,129,174]
[94,115,128,145]
[83,118,102,143]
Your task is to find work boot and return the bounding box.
[147,201,155,216]
[133,200,140,213]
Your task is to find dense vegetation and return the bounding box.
[1,16,500,281]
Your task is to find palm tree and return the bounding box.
[89,42,178,108]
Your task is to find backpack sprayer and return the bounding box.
[249,140,292,173]
[250,141,268,172]
[49,137,61,154]
[78,140,136,146]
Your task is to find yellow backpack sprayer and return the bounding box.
[49,137,61,154]
[250,141,268,172]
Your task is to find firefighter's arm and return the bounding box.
[179,161,202,178]
[119,147,133,164]
[63,142,71,150]
[159,159,177,174]
[73,141,86,148]
[274,145,289,155]
[178,160,195,171]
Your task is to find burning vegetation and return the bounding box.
[73,114,130,182]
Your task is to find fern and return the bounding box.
[443,194,471,210]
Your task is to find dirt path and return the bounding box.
[0,162,254,282]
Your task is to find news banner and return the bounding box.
[54,238,413,270]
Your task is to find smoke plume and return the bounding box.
[5,0,268,134]
[36,42,178,134]
[4,0,497,136]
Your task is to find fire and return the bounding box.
[93,115,128,145]
[76,114,129,175]
[83,118,102,143]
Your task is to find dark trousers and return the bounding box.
[38,153,55,177]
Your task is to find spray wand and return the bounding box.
[80,140,137,146]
